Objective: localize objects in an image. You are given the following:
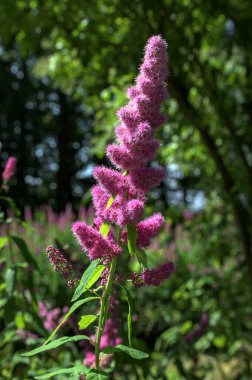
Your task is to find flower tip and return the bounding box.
[71,221,85,235]
[146,35,168,50]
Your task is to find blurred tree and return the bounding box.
[0,0,252,280]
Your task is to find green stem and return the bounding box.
[95,257,117,369]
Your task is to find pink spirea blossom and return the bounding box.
[2,157,17,183]
[72,222,122,260]
[136,213,165,248]
[72,35,174,277]
[142,262,175,286]
[90,36,168,228]
[93,167,128,196]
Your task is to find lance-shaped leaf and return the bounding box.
[99,222,110,237]
[45,297,99,344]
[34,365,88,379]
[5,267,15,297]
[105,195,115,210]
[72,260,100,302]
[135,248,148,268]
[86,369,110,380]
[78,315,97,330]
[127,224,137,256]
[120,285,134,347]
[102,344,149,360]
[22,335,90,356]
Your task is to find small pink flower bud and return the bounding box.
[2,157,17,183]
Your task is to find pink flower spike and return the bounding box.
[91,185,110,214]
[129,167,166,192]
[137,212,165,248]
[133,122,153,143]
[124,199,144,224]
[115,124,131,145]
[142,262,175,286]
[127,85,139,99]
[106,144,135,170]
[117,106,140,130]
[72,222,122,260]
[93,166,128,196]
[2,157,17,183]
[144,35,168,58]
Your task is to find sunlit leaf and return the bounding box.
[72,260,100,302]
[99,222,110,237]
[34,365,88,379]
[86,369,110,380]
[105,195,114,210]
[78,315,97,330]
[0,237,8,250]
[102,344,149,359]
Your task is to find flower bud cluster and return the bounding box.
[46,245,78,288]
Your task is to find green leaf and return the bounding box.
[72,260,100,302]
[45,297,99,344]
[5,267,15,297]
[213,335,227,349]
[99,222,110,237]
[0,196,21,217]
[78,315,97,330]
[0,236,8,250]
[11,235,39,271]
[86,369,110,380]
[105,195,114,210]
[135,248,148,268]
[85,265,105,290]
[179,321,193,335]
[120,285,134,347]
[34,365,88,379]
[127,224,137,256]
[102,344,149,360]
[23,335,90,356]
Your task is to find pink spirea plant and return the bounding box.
[72,35,172,265]
[35,36,175,376]
[2,156,17,184]
[71,35,174,369]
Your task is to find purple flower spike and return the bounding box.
[72,222,122,260]
[71,36,174,288]
[137,213,165,248]
[142,262,175,286]
[2,157,17,183]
